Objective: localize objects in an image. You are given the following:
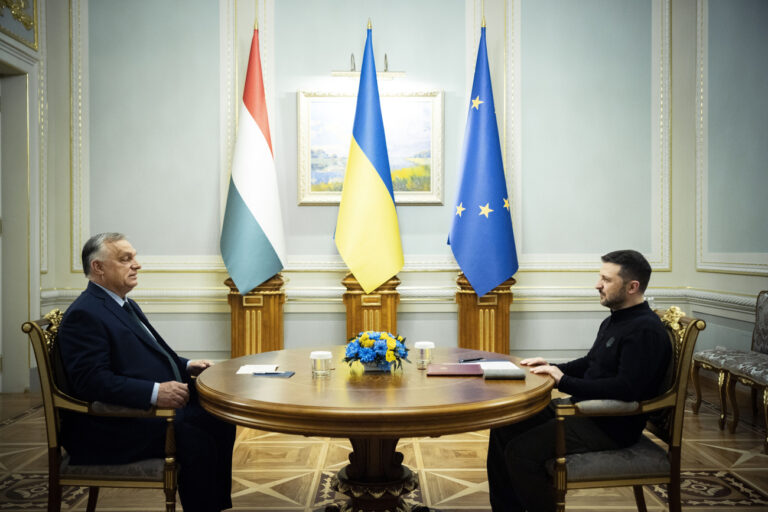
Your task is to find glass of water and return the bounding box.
[413,341,435,370]
[310,351,332,377]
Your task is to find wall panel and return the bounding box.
[70,0,234,272]
[696,0,768,275]
[509,0,670,270]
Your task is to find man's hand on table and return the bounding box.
[520,357,564,384]
[187,359,214,377]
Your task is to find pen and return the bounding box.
[459,357,484,363]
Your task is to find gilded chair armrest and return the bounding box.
[637,391,676,413]
[90,401,175,418]
[52,391,90,413]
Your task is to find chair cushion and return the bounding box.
[694,348,749,368]
[546,435,669,482]
[731,353,768,385]
[61,453,166,482]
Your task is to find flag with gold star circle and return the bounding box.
[448,26,519,297]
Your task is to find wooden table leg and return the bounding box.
[331,437,419,511]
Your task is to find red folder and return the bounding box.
[426,363,483,376]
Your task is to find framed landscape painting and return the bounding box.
[297,89,443,205]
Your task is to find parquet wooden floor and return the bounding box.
[1,376,766,511]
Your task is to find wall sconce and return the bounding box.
[332,53,405,79]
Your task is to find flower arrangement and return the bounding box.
[343,331,410,371]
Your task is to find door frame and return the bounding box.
[0,34,44,392]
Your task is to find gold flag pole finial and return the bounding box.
[254,16,258,30]
[368,18,372,30]
[481,0,486,27]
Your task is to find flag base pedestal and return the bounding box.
[456,273,516,354]
[225,274,285,357]
[342,273,400,340]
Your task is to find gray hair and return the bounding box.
[82,232,127,276]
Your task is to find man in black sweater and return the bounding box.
[486,249,671,512]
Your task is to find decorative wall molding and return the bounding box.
[41,285,757,319]
[38,40,47,273]
[69,0,88,273]
[69,0,237,273]
[695,0,768,276]
[285,254,459,272]
[219,0,235,223]
[683,288,757,309]
[110,254,459,273]
[0,0,37,51]
[136,255,225,273]
[654,0,672,270]
[507,0,671,271]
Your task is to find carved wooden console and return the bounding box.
[341,273,401,339]
[456,273,516,354]
[225,274,285,357]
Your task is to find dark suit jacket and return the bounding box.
[58,281,190,464]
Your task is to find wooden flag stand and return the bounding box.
[225,274,285,357]
[341,273,401,339]
[456,273,516,354]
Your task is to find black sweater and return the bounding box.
[556,301,671,446]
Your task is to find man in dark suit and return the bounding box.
[58,232,236,512]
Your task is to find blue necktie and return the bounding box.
[123,301,182,382]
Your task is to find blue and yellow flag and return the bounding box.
[448,27,519,297]
[335,25,403,294]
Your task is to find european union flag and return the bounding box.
[448,26,519,297]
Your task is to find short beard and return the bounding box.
[600,288,628,310]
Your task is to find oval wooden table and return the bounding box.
[197,346,553,512]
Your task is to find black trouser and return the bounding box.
[486,400,621,512]
[123,398,236,512]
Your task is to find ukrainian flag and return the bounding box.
[335,23,403,294]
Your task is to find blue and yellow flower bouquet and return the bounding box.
[343,331,410,371]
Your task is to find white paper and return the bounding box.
[236,364,278,374]
[479,361,520,371]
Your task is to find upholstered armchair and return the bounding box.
[23,309,178,512]
[691,290,767,452]
[550,307,706,512]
